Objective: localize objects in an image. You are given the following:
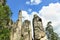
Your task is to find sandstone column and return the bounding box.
[21,20,32,40]
[17,10,22,40]
[33,14,45,40]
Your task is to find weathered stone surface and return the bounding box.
[21,20,32,40]
[10,11,48,40]
[33,14,45,40]
[10,10,22,40]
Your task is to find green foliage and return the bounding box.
[51,32,58,40]
[0,0,12,40]
[20,37,24,40]
[0,27,10,40]
[46,21,58,40]
[0,4,12,27]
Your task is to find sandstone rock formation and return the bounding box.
[33,14,45,40]
[10,10,47,40]
[21,20,32,40]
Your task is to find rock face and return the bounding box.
[17,10,22,40]
[0,0,5,5]
[10,10,48,40]
[10,10,22,40]
[33,14,45,40]
[21,20,32,40]
[10,10,32,40]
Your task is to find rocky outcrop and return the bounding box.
[21,20,32,40]
[33,14,45,40]
[10,10,48,40]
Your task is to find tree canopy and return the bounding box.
[46,21,58,40]
[0,0,12,40]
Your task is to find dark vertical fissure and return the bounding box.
[33,18,35,40]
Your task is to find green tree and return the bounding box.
[0,0,12,40]
[46,21,58,40]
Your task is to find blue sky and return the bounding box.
[6,0,60,22]
[6,0,60,37]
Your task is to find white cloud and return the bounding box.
[39,3,60,36]
[22,11,30,21]
[26,1,30,4]
[22,3,60,37]
[22,11,39,21]
[26,0,42,5]
[28,8,32,12]
[22,11,39,38]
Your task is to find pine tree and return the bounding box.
[46,21,58,40]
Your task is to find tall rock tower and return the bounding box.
[10,10,23,40]
[21,20,32,40]
[16,10,22,40]
[33,14,45,40]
